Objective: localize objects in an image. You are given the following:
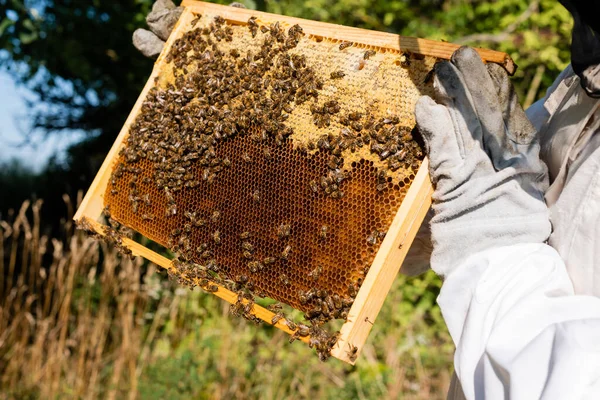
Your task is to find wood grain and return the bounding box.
[181,0,516,74]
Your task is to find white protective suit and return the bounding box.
[445,66,600,399]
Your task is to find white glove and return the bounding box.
[415,47,551,276]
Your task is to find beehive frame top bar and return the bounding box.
[182,0,516,75]
[74,1,514,364]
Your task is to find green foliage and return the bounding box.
[136,270,452,399]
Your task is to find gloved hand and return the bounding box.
[415,46,551,277]
[133,0,182,58]
[133,1,246,58]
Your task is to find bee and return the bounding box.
[222,157,231,167]
[194,218,206,227]
[271,312,284,325]
[347,343,359,362]
[241,241,254,252]
[239,231,251,240]
[280,274,290,285]
[184,210,197,221]
[243,250,253,259]
[141,213,154,221]
[350,121,363,131]
[263,147,272,159]
[166,203,177,216]
[242,152,252,162]
[206,284,219,293]
[285,318,297,330]
[399,51,411,67]
[319,225,329,239]
[363,50,376,60]
[252,190,261,203]
[305,307,321,320]
[330,70,345,79]
[308,265,322,281]
[260,25,269,33]
[376,183,387,192]
[277,224,291,239]
[332,294,342,310]
[212,230,221,244]
[278,244,291,261]
[296,324,310,337]
[263,256,276,265]
[142,193,151,206]
[339,41,353,50]
[248,16,258,37]
[367,230,380,245]
[247,261,259,273]
[211,210,220,223]
[309,180,319,193]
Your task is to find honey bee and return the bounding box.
[252,190,261,202]
[263,256,276,265]
[330,70,345,79]
[247,261,259,273]
[308,265,322,281]
[166,203,177,216]
[363,50,376,60]
[211,210,220,223]
[285,318,297,330]
[263,147,272,159]
[339,41,353,50]
[367,230,380,245]
[309,180,319,193]
[296,324,310,337]
[248,16,258,37]
[241,241,254,252]
[212,230,221,244]
[280,274,290,285]
[260,25,269,33]
[347,343,358,362]
[305,307,321,320]
[141,213,155,221]
[239,231,251,240]
[277,224,291,239]
[243,250,253,259]
[319,225,329,239]
[206,284,219,292]
[242,152,252,162]
[399,51,411,67]
[281,245,292,260]
[271,312,284,325]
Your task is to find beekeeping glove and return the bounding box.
[415,46,551,277]
[133,0,182,58]
[133,1,246,58]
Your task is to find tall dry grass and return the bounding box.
[0,198,179,399]
[0,198,453,399]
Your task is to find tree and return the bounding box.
[0,0,573,220]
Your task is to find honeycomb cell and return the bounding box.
[104,14,428,323]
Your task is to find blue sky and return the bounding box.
[0,71,84,172]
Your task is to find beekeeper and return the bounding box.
[415,0,600,398]
[134,1,600,398]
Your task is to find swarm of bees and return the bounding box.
[102,12,426,362]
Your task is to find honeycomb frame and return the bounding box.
[74,1,514,364]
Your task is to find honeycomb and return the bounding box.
[105,13,434,323]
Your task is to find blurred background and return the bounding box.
[0,0,572,398]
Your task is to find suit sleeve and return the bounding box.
[439,243,600,400]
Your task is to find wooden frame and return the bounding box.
[74,1,512,364]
